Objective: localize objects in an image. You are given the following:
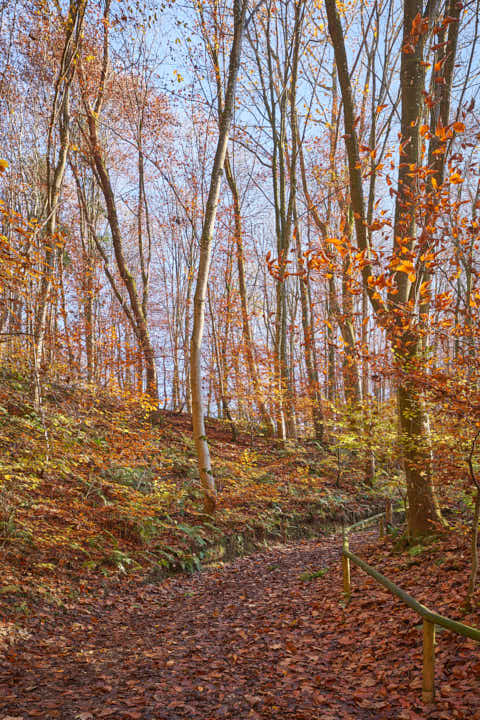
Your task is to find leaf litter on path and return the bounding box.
[0,530,479,719]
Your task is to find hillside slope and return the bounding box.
[0,369,383,618]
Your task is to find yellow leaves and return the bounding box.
[368,272,389,291]
[326,236,348,257]
[449,172,464,185]
[435,291,453,309]
[0,159,8,173]
[393,259,416,283]
[452,121,465,133]
[420,251,435,264]
[435,122,449,141]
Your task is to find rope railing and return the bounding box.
[342,505,480,703]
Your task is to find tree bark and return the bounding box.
[33,0,86,404]
[80,0,157,398]
[294,207,324,441]
[190,0,248,513]
[224,153,275,434]
[325,0,443,536]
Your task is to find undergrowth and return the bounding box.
[0,370,386,617]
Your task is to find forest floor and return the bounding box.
[1,371,479,718]
[0,527,479,720]
[0,369,385,619]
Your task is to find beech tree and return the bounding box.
[190,0,249,512]
[324,0,464,536]
[78,0,160,398]
[33,0,87,404]
[1,0,480,542]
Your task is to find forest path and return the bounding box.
[0,530,474,720]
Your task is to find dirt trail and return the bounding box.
[0,531,477,720]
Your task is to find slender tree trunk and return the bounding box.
[85,112,158,398]
[419,0,460,337]
[190,0,248,513]
[340,209,362,407]
[33,0,86,405]
[58,249,74,370]
[294,208,324,441]
[80,0,157,399]
[184,252,194,413]
[208,286,236,440]
[362,289,375,484]
[468,487,480,604]
[224,153,274,433]
[84,244,95,383]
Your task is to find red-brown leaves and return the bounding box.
[1,529,479,719]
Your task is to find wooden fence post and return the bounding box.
[342,530,351,598]
[379,516,385,538]
[422,620,435,703]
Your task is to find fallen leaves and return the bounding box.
[0,528,479,719]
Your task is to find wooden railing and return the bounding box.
[342,507,480,703]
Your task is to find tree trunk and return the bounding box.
[468,487,480,604]
[79,0,157,399]
[85,112,158,398]
[397,357,442,536]
[34,1,86,395]
[325,0,443,536]
[190,0,248,513]
[294,207,324,441]
[390,0,443,537]
[224,153,274,434]
[340,209,362,407]
[208,286,236,440]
